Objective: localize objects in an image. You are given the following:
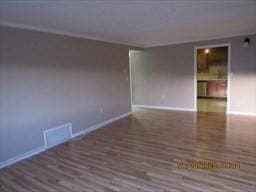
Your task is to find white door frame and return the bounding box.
[129,50,133,107]
[194,43,231,112]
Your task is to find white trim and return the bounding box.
[0,112,132,169]
[0,146,46,169]
[43,123,72,148]
[72,112,132,138]
[133,105,256,116]
[0,21,143,48]
[133,105,195,112]
[129,51,133,107]
[227,111,256,116]
[2,21,254,49]
[194,43,231,113]
[146,33,256,48]
[193,47,198,111]
[227,44,231,113]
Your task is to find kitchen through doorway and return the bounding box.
[195,45,230,113]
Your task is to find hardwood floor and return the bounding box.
[1,108,256,192]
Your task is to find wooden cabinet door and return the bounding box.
[217,81,227,97]
[197,53,208,72]
[207,80,227,98]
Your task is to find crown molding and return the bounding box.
[144,32,256,48]
[0,21,144,48]
[1,21,255,49]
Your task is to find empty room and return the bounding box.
[0,1,256,192]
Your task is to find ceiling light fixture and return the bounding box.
[204,49,210,54]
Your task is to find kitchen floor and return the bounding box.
[197,98,227,113]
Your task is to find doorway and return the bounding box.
[194,44,230,113]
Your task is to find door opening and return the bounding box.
[129,49,143,109]
[194,44,230,113]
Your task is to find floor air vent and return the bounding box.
[44,123,72,148]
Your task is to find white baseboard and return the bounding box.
[0,146,46,169]
[72,112,132,138]
[133,104,196,112]
[0,111,132,169]
[134,105,256,116]
[227,111,256,116]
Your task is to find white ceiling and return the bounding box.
[0,0,256,47]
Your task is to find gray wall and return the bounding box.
[131,34,256,113]
[0,26,131,162]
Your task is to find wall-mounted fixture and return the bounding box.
[243,37,250,47]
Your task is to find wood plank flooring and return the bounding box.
[1,108,256,192]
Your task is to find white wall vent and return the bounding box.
[44,123,72,148]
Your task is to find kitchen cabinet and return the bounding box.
[207,80,227,98]
[197,80,227,98]
[209,52,227,65]
[197,81,207,97]
[197,53,208,72]
[197,47,228,72]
